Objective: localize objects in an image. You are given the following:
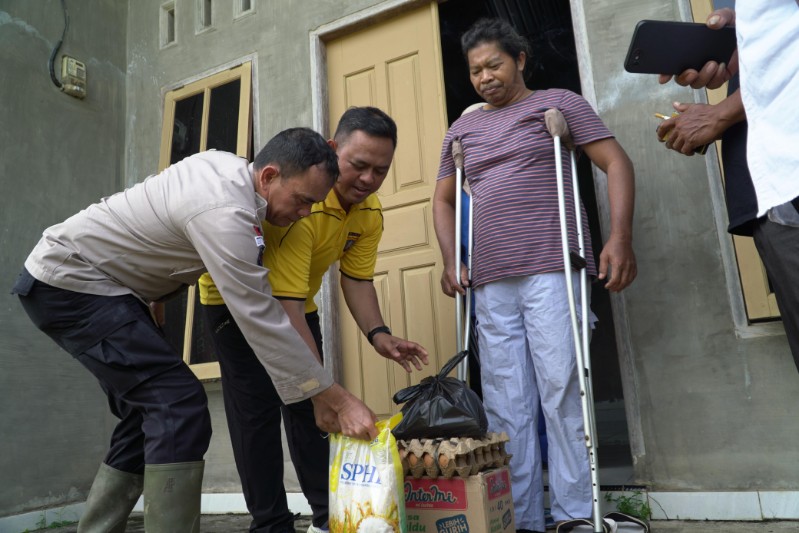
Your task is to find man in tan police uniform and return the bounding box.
[12,128,378,533]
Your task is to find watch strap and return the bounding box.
[367,325,392,345]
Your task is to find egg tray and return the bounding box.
[397,432,511,479]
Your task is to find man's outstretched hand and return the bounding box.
[372,333,430,373]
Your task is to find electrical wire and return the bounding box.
[48,0,69,89]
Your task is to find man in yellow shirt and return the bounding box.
[198,107,428,533]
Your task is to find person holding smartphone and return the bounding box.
[658,4,799,374]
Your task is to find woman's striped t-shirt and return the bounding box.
[437,89,613,287]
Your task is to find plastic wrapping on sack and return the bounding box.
[391,351,488,440]
[329,413,406,533]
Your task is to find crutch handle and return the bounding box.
[544,108,575,150]
[452,138,465,170]
[569,250,588,271]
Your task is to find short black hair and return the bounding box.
[333,106,398,148]
[253,127,338,185]
[461,18,530,63]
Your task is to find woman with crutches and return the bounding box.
[432,18,637,533]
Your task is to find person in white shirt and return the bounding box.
[660,3,799,372]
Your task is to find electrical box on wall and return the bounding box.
[61,55,87,99]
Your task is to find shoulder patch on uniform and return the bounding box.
[343,231,361,252]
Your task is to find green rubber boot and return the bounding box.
[77,463,143,533]
[143,461,204,533]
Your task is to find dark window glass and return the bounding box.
[202,0,212,27]
[207,79,241,153]
[188,289,217,365]
[166,8,175,43]
[161,289,218,365]
[170,92,204,164]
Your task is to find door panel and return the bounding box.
[327,3,454,418]
[380,201,430,252]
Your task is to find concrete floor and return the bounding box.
[38,513,310,532]
[36,514,799,532]
[650,521,799,532]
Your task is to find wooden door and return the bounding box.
[326,3,455,418]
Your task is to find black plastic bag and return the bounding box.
[391,351,488,440]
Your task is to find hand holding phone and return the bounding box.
[624,20,737,76]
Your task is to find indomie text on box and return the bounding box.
[404,467,515,533]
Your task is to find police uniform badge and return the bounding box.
[252,225,265,266]
[343,231,360,252]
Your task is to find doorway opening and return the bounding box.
[438,0,635,488]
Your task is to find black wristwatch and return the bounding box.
[367,325,391,345]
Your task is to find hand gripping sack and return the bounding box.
[329,413,406,533]
[391,351,487,440]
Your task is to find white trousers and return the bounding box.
[475,272,595,531]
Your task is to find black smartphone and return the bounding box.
[624,20,737,75]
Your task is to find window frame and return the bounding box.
[233,0,255,21]
[158,61,253,380]
[160,1,177,49]
[196,0,214,34]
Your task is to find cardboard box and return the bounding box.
[404,467,515,533]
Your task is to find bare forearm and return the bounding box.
[597,146,637,291]
[716,89,745,127]
[433,197,457,268]
[584,139,635,241]
[340,276,385,335]
[606,155,635,242]
[341,274,430,372]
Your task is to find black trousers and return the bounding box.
[201,304,329,533]
[753,217,799,373]
[12,269,212,473]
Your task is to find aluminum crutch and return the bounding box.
[545,108,603,533]
[452,138,472,382]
